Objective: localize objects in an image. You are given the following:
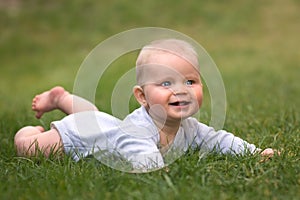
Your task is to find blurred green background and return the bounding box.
[1,0,299,118]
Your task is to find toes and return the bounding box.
[32,104,37,111]
[33,95,39,102]
[32,96,39,110]
[32,102,36,110]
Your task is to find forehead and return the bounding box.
[143,50,199,70]
[136,49,200,85]
[140,51,199,74]
[137,53,200,85]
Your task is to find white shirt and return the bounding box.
[52,106,258,172]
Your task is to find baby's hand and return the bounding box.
[259,148,280,162]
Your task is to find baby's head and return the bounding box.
[136,39,200,86]
[133,39,203,123]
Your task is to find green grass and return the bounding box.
[1,0,299,199]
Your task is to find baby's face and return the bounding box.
[140,53,203,123]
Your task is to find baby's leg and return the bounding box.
[14,126,63,157]
[32,86,98,118]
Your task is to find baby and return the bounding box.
[14,39,276,172]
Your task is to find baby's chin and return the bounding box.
[167,112,196,121]
[180,107,200,118]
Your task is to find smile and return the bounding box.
[169,101,191,106]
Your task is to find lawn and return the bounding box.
[0,0,299,199]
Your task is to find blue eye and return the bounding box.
[186,80,194,85]
[161,81,171,87]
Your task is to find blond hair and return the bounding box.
[136,39,199,85]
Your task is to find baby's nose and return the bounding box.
[171,84,187,95]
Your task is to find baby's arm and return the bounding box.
[194,120,279,157]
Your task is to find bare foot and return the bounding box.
[32,86,68,118]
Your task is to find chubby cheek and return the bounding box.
[144,89,160,106]
[145,88,170,107]
[193,87,203,108]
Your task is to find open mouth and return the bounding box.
[169,101,190,106]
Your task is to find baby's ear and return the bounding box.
[133,86,147,106]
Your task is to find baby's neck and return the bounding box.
[153,119,180,148]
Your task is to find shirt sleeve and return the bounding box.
[190,118,260,155]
